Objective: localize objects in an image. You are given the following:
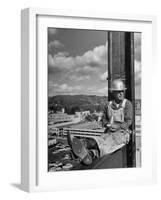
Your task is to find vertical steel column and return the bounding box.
[107,31,136,167]
[108,32,126,99]
[125,32,136,167]
[107,32,112,100]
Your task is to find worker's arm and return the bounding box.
[120,100,133,130]
[101,100,133,131]
[101,105,110,127]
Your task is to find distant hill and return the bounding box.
[48,95,108,114]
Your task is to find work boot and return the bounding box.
[67,132,92,165]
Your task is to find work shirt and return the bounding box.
[101,99,133,130]
[89,99,133,157]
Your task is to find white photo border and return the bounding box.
[21,8,157,192]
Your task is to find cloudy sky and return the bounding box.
[48,28,141,98]
[134,33,141,99]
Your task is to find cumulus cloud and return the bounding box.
[49,83,82,95]
[48,40,65,53]
[59,84,68,90]
[135,60,141,86]
[48,54,73,74]
[134,33,141,62]
[135,60,141,73]
[48,28,58,35]
[82,43,107,67]
[97,86,108,95]
[68,74,90,82]
[55,51,69,57]
[48,43,107,79]
[100,71,108,81]
[48,80,58,87]
[49,53,73,69]
[134,33,141,99]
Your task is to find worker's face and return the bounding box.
[113,90,124,102]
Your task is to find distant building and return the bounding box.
[75,111,90,120]
[49,112,72,124]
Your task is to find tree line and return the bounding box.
[48,95,108,114]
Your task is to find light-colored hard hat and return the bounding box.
[109,79,127,91]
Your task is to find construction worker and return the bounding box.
[67,79,133,165]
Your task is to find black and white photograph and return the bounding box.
[48,28,141,172]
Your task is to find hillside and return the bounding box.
[48,95,108,114]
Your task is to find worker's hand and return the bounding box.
[109,123,120,132]
[124,132,130,143]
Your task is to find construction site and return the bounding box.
[48,31,141,172]
[48,99,141,171]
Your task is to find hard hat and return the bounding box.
[109,79,127,91]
